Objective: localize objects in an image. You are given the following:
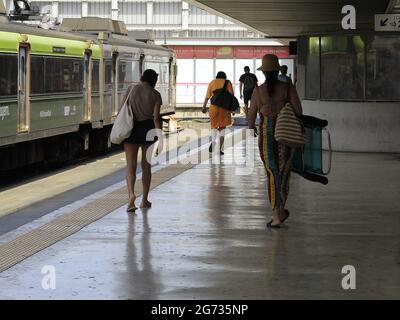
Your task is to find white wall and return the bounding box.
[176,59,194,103]
[302,100,400,152]
[195,59,213,103]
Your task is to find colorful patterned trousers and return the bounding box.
[259,115,295,209]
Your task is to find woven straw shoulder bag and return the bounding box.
[274,86,305,148]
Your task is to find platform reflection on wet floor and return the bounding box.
[0,138,400,299]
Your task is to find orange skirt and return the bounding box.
[209,105,232,129]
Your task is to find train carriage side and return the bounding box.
[0,31,19,142]
[0,27,106,170]
[142,47,176,116]
[0,31,87,169]
[28,35,86,135]
[87,43,102,126]
[99,44,115,127]
[0,25,177,171]
[109,45,142,115]
[104,37,176,117]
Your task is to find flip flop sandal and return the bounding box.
[267,221,281,228]
[267,209,289,227]
[127,205,137,212]
[281,209,290,223]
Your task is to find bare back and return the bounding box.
[249,81,303,121]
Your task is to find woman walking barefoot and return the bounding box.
[122,69,162,211]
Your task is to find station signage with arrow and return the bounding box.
[375,14,400,31]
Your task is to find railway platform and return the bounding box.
[0,128,400,299]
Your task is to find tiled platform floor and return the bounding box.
[0,140,399,299]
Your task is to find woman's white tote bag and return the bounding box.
[110,86,135,144]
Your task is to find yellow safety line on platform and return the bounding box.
[0,129,209,218]
[0,130,247,273]
[0,163,195,273]
[0,129,245,273]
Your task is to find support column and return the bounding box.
[193,58,196,104]
[182,1,189,30]
[233,57,236,90]
[111,0,118,20]
[51,1,58,18]
[146,1,153,25]
[7,0,14,13]
[82,1,88,17]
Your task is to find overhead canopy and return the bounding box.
[186,0,393,40]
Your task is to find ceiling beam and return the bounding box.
[185,0,268,37]
[187,0,390,40]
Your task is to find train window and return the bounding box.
[118,61,126,90]
[0,54,18,97]
[130,61,140,82]
[44,57,83,94]
[104,60,113,91]
[162,63,169,84]
[31,56,45,94]
[118,60,140,89]
[144,62,161,82]
[92,60,100,92]
[74,62,80,73]
[69,60,82,92]
[45,58,62,93]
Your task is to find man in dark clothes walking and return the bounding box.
[239,66,258,119]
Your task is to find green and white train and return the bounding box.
[0,18,177,171]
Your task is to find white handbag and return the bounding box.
[110,86,135,144]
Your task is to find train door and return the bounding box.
[169,57,177,108]
[17,45,29,132]
[83,50,92,121]
[112,51,118,116]
[140,54,145,74]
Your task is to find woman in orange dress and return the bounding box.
[202,71,233,155]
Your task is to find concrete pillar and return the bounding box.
[193,58,197,104]
[51,1,58,18]
[111,0,118,20]
[182,1,189,30]
[233,58,236,88]
[82,1,88,17]
[146,1,153,25]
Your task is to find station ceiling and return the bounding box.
[187,0,392,40]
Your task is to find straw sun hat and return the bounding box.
[257,54,281,72]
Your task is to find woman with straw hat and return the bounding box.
[248,54,303,228]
